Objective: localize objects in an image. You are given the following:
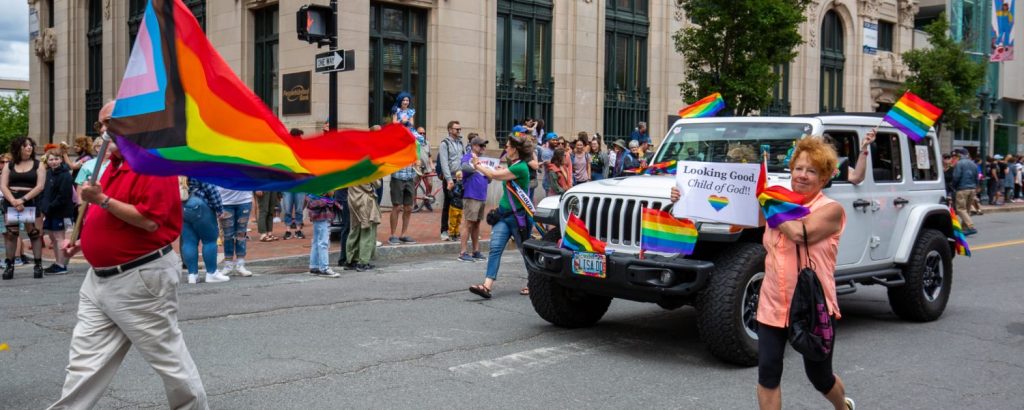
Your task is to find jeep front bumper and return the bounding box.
[522,239,715,303]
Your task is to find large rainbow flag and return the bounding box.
[108,0,416,192]
[757,158,809,228]
[882,92,943,143]
[561,213,606,254]
[949,206,971,257]
[640,208,697,255]
[678,92,725,118]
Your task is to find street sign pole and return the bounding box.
[328,0,338,131]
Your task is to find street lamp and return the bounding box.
[978,91,991,159]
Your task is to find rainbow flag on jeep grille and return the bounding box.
[883,92,943,143]
[757,158,810,228]
[949,206,971,257]
[561,214,606,254]
[640,208,697,255]
[108,0,416,192]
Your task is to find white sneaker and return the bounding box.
[375,240,382,247]
[221,261,235,275]
[187,274,198,284]
[440,232,450,241]
[234,262,253,277]
[321,267,340,278]
[205,272,231,283]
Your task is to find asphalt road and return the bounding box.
[2,213,1023,409]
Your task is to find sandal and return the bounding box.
[469,284,492,299]
[259,234,274,242]
[520,287,530,296]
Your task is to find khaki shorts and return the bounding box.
[462,198,487,222]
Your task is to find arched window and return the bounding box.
[820,10,845,113]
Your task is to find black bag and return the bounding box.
[485,209,500,226]
[787,225,835,362]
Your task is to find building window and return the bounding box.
[878,21,894,52]
[820,10,845,113]
[604,1,650,145]
[86,0,103,137]
[764,62,791,115]
[368,3,427,127]
[253,6,279,114]
[128,0,146,51]
[183,0,206,30]
[496,0,553,145]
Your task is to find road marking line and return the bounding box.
[971,239,1024,251]
[448,339,635,378]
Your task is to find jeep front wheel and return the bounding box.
[528,274,612,328]
[887,229,952,322]
[695,242,766,366]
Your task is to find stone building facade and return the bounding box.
[27,0,929,150]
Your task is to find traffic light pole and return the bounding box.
[328,0,338,131]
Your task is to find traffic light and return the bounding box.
[296,4,334,45]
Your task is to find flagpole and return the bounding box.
[69,132,112,244]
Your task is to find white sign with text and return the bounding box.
[673,161,761,227]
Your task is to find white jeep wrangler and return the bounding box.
[522,114,956,366]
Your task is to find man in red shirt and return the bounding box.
[49,102,208,410]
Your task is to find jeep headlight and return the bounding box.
[565,196,581,218]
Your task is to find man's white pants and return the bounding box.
[49,251,207,410]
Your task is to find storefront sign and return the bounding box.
[281,71,311,116]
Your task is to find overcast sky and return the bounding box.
[0,0,30,81]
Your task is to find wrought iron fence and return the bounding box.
[495,77,554,146]
[761,99,792,116]
[602,87,649,147]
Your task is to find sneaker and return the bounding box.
[19,255,29,265]
[308,268,322,275]
[472,252,486,261]
[355,263,375,272]
[312,267,340,278]
[294,230,305,239]
[234,263,253,277]
[13,258,24,267]
[399,236,416,244]
[844,397,855,410]
[273,217,282,223]
[388,236,401,245]
[342,261,358,270]
[964,227,978,236]
[283,231,292,240]
[458,253,476,262]
[187,274,198,284]
[44,264,68,275]
[440,232,450,241]
[375,240,383,247]
[205,272,231,283]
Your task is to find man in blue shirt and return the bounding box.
[951,148,979,235]
[629,121,651,152]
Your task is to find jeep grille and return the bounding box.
[565,194,667,249]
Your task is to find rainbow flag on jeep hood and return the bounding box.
[108,0,415,192]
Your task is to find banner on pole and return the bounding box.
[992,0,1015,61]
[672,161,761,227]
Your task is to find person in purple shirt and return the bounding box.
[457,134,491,262]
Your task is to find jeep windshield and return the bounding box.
[654,122,814,172]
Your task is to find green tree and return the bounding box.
[0,91,30,151]
[673,0,810,116]
[901,14,986,131]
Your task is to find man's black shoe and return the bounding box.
[294,230,305,239]
[283,231,292,240]
[355,263,375,272]
[342,262,358,270]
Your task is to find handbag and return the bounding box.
[787,224,835,362]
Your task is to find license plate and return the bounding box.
[571,252,607,279]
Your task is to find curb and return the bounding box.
[244,239,499,268]
[976,204,1024,215]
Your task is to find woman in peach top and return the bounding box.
[757,137,853,410]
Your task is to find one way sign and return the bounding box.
[315,50,355,73]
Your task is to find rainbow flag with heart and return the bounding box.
[678,92,726,118]
[560,213,606,254]
[108,0,416,192]
[949,206,971,257]
[882,92,943,143]
[640,208,697,255]
[757,158,809,228]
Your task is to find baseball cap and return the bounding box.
[512,125,529,134]
[543,132,558,142]
[470,136,489,146]
[994,154,1004,160]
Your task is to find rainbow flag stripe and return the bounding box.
[757,160,809,228]
[561,213,606,254]
[678,92,726,118]
[883,92,943,142]
[949,207,971,257]
[644,160,677,175]
[109,0,416,192]
[640,208,697,255]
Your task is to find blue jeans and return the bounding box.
[309,220,330,270]
[485,214,526,280]
[219,203,251,259]
[182,197,220,274]
[591,172,604,181]
[281,192,305,228]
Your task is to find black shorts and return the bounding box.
[43,217,66,231]
[757,321,837,394]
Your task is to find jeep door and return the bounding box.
[822,130,872,267]
[867,130,909,261]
